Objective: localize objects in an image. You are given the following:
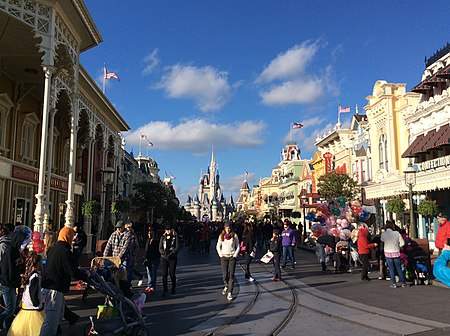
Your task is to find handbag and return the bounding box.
[260,250,274,264]
[239,241,247,254]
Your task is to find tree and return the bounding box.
[111,199,131,221]
[317,171,359,200]
[130,182,179,225]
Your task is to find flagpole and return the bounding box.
[289,123,292,142]
[337,102,341,126]
[103,63,106,94]
[146,142,149,157]
[139,134,142,156]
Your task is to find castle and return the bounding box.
[184,150,234,221]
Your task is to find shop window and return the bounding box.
[378,134,388,171]
[20,113,39,164]
[0,93,13,155]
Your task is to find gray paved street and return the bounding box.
[62,242,450,335]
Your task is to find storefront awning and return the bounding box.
[402,134,425,158]
[434,124,450,147]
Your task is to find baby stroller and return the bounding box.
[334,240,351,274]
[83,257,148,336]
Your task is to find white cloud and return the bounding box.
[142,49,160,75]
[255,41,319,83]
[255,39,339,107]
[221,172,255,196]
[156,64,232,112]
[123,119,266,154]
[260,79,323,105]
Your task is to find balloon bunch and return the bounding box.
[308,197,370,239]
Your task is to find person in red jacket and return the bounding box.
[435,213,450,254]
[357,223,377,281]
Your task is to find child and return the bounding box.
[8,251,44,336]
[269,229,282,281]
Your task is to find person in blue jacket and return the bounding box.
[281,221,296,269]
[433,244,450,287]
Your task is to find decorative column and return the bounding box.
[43,108,57,227]
[84,132,95,253]
[34,66,55,234]
[65,96,80,227]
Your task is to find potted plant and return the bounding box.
[386,198,405,214]
[417,199,439,234]
[81,200,102,217]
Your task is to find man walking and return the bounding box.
[281,221,296,269]
[103,220,131,264]
[435,213,450,255]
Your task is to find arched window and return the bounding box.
[21,112,39,164]
[378,134,388,171]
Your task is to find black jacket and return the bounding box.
[159,232,180,260]
[269,236,282,256]
[42,241,87,293]
[145,237,161,262]
[0,231,27,288]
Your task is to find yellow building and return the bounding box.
[364,81,420,229]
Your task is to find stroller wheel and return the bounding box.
[133,325,149,336]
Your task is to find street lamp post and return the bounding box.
[301,195,307,239]
[404,162,417,238]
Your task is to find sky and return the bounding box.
[81,1,450,204]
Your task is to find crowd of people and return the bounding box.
[0,211,447,335]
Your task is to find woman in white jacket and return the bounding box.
[216,223,240,301]
[381,221,407,288]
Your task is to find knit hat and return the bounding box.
[58,226,75,245]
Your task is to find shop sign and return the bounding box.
[12,165,68,191]
[416,154,450,172]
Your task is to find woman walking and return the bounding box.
[216,223,240,301]
[242,223,255,281]
[381,221,407,288]
[144,228,160,293]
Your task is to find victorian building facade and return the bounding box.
[0,0,129,252]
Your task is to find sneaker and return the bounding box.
[149,287,154,292]
[227,292,233,301]
[137,280,143,287]
[378,276,385,280]
[386,277,391,281]
[271,276,279,281]
[221,287,228,295]
[248,277,254,282]
[389,284,397,289]
[401,284,407,288]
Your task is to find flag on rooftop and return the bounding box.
[338,105,350,113]
[292,122,304,129]
[105,68,120,81]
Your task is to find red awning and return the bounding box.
[423,74,447,86]
[421,129,441,152]
[402,134,425,158]
[411,82,433,93]
[436,64,450,79]
[433,124,450,147]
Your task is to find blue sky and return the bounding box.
[81,1,450,203]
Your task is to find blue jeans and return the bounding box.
[40,289,65,336]
[0,285,17,328]
[282,245,295,267]
[146,259,160,289]
[386,257,406,285]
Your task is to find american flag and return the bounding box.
[105,69,120,81]
[292,122,304,129]
[338,105,350,113]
